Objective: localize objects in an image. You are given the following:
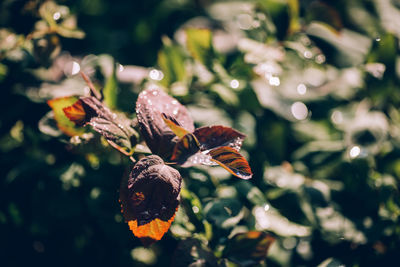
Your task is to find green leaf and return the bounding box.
[185,28,213,68]
[236,180,267,206]
[47,96,85,136]
[172,238,220,267]
[223,231,275,266]
[203,198,243,229]
[158,38,187,86]
[103,62,118,109]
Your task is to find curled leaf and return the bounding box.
[63,96,138,153]
[136,87,194,159]
[62,99,86,126]
[47,96,85,136]
[193,125,246,151]
[119,155,182,245]
[208,146,253,179]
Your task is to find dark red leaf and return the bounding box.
[193,125,246,151]
[208,146,253,179]
[136,87,194,160]
[119,155,182,245]
[170,133,201,165]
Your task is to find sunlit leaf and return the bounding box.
[185,28,213,67]
[162,113,191,138]
[223,231,276,266]
[306,22,371,67]
[158,38,187,86]
[193,125,245,151]
[47,96,85,136]
[103,62,118,109]
[127,215,176,247]
[63,99,86,126]
[203,198,244,228]
[119,155,182,246]
[208,146,252,179]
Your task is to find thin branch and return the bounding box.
[80,71,102,100]
[106,139,131,156]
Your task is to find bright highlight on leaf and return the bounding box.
[185,28,213,67]
[208,146,253,180]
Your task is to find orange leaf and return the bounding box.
[208,146,253,179]
[47,96,85,136]
[63,99,86,126]
[128,211,177,246]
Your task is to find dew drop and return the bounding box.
[297,83,307,95]
[71,61,80,75]
[349,146,361,158]
[291,102,308,120]
[331,110,343,124]
[315,54,325,64]
[304,50,313,59]
[230,79,239,89]
[118,64,124,72]
[149,69,164,81]
[53,12,61,21]
[192,206,199,213]
[264,204,270,211]
[269,76,280,86]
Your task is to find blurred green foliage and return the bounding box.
[2,0,400,266]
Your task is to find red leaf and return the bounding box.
[208,146,253,179]
[193,125,245,151]
[170,133,201,164]
[119,155,182,245]
[136,87,194,159]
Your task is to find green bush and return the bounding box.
[2,0,400,266]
